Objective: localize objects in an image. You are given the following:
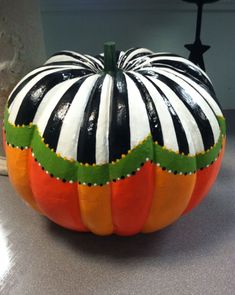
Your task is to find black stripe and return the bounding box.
[150,59,216,98]
[125,55,150,71]
[118,48,139,68]
[152,66,219,119]
[14,69,92,126]
[149,53,181,58]
[152,72,215,150]
[77,75,105,164]
[115,50,122,63]
[124,50,152,68]
[144,75,190,155]
[51,51,98,71]
[95,54,104,63]
[120,48,152,70]
[52,51,91,64]
[109,71,131,162]
[127,73,164,146]
[44,61,94,70]
[84,55,103,71]
[42,77,87,151]
[8,67,58,107]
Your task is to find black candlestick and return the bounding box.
[183,0,219,71]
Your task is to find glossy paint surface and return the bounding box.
[7,48,223,165]
[4,139,225,235]
[0,110,234,293]
[3,47,226,236]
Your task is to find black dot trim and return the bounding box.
[62,178,66,183]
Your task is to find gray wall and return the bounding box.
[40,0,235,109]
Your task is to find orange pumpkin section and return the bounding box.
[142,166,196,233]
[111,161,155,236]
[78,184,113,235]
[183,139,226,214]
[5,145,41,212]
[28,152,87,231]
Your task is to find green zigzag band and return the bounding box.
[4,108,226,185]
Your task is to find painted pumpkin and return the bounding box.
[3,42,226,236]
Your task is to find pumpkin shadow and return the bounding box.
[47,178,235,260]
[47,220,171,259]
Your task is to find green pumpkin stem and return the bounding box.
[104,41,117,74]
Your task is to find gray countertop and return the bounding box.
[0,111,234,295]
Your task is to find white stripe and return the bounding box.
[45,51,96,69]
[153,69,221,143]
[121,48,153,69]
[125,74,150,148]
[129,72,179,152]
[33,77,82,135]
[154,66,223,117]
[8,66,56,102]
[45,55,97,72]
[117,51,125,67]
[85,54,104,69]
[136,55,212,83]
[56,74,100,160]
[95,74,113,164]
[148,76,203,155]
[8,68,67,124]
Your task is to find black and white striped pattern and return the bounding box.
[7,48,223,164]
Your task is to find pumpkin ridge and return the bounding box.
[4,118,225,186]
[4,108,225,183]
[4,106,226,184]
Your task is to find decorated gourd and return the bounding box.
[3,42,226,236]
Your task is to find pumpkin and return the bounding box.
[3,42,226,236]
